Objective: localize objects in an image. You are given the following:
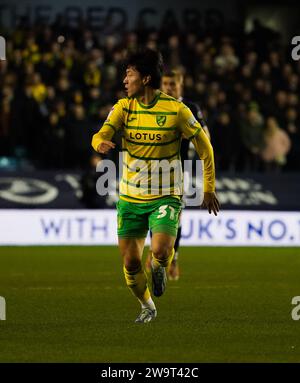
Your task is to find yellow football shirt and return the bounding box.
[92,91,215,203]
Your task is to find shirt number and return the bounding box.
[157,205,175,220]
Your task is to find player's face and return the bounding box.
[123,66,144,97]
[161,76,181,99]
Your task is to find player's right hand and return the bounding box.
[97,140,116,154]
[200,191,220,216]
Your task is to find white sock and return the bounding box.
[141,297,156,311]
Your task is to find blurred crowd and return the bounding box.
[0,18,300,173]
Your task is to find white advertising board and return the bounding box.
[0,210,299,246]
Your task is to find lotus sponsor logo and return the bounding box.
[129,132,162,141]
[0,178,58,204]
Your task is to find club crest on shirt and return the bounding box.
[156,115,166,126]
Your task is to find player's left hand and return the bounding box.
[200,192,220,216]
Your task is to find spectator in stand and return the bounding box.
[65,104,92,169]
[0,85,13,155]
[273,90,288,127]
[81,154,108,209]
[211,110,237,172]
[239,104,265,171]
[0,18,299,173]
[214,42,239,73]
[285,108,300,170]
[261,117,291,172]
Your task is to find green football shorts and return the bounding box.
[117,196,182,238]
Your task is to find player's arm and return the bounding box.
[178,104,220,216]
[91,101,125,154]
[191,130,220,215]
[194,103,211,140]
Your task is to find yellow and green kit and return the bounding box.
[92,91,215,238]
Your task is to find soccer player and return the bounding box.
[146,70,210,280]
[92,49,219,323]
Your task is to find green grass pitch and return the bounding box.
[0,246,299,362]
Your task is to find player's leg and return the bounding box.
[151,233,176,269]
[117,200,156,323]
[146,227,179,278]
[145,231,152,273]
[148,197,181,296]
[150,232,176,296]
[168,216,182,280]
[119,238,156,316]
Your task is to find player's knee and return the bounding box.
[123,255,141,272]
[152,244,172,261]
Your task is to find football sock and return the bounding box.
[123,264,152,305]
[152,248,175,269]
[141,297,156,311]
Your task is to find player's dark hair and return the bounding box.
[126,48,164,89]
